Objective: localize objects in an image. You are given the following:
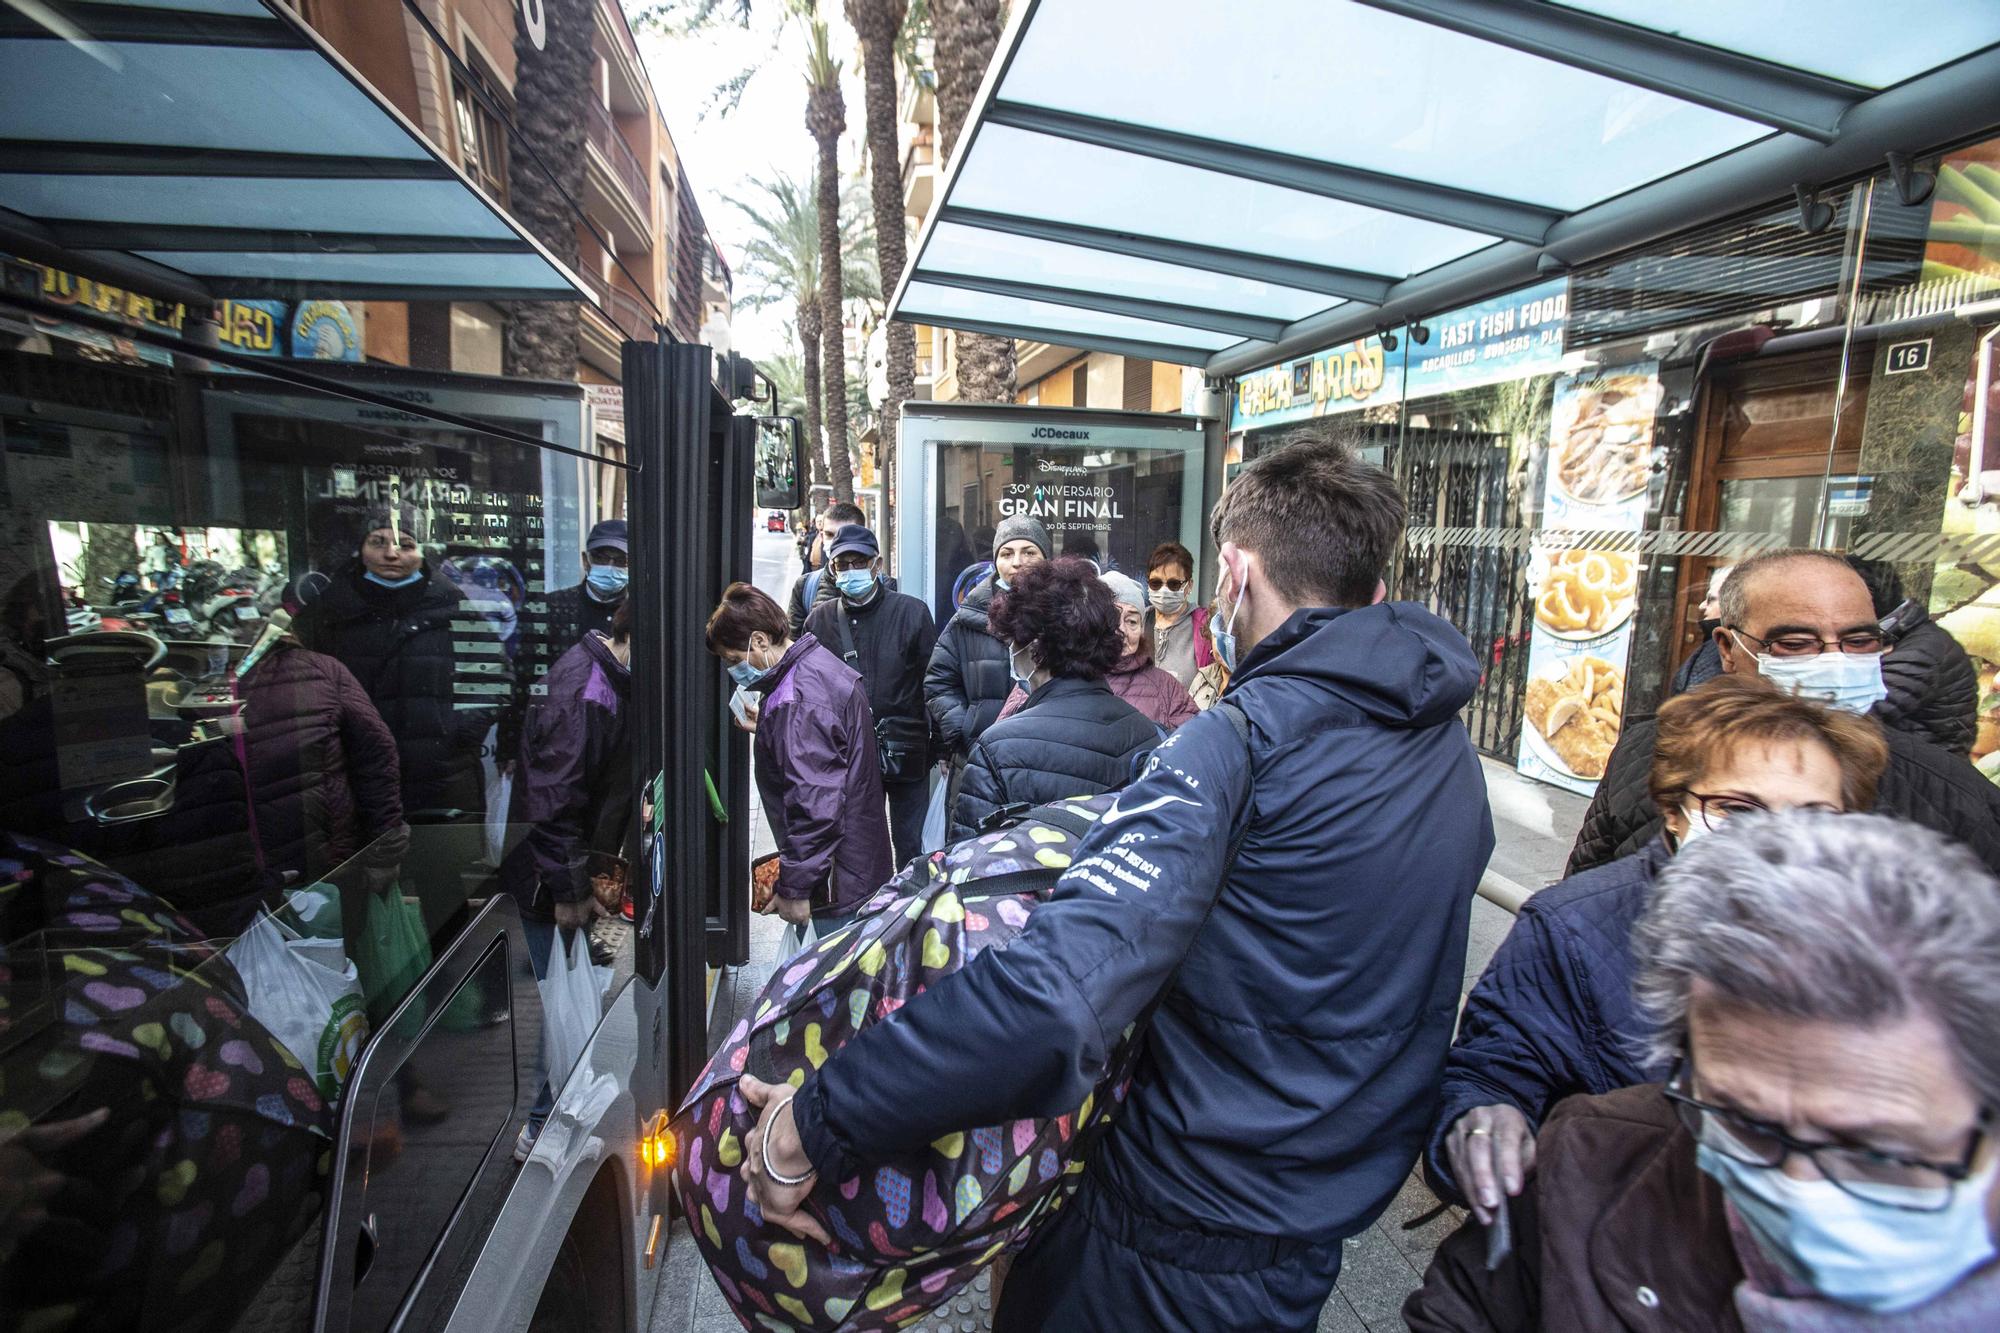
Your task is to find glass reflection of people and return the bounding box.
[933,514,974,626]
[500,597,633,1160]
[545,519,629,650]
[235,614,411,887]
[293,504,498,822]
[0,572,58,830]
[1408,812,2000,1328]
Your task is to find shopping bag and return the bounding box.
[353,884,433,1037]
[482,724,512,866]
[777,916,817,967]
[225,912,370,1101]
[919,765,949,853]
[539,928,602,1101]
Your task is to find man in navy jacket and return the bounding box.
[741,437,1495,1331]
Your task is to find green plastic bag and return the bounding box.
[354,885,432,1037]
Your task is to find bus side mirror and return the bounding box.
[754,416,804,510]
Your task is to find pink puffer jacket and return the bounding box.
[996,652,1199,731]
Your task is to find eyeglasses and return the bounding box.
[1728,626,1885,658]
[830,555,874,572]
[587,550,629,568]
[1147,576,1187,592]
[1663,1056,1987,1211]
[1682,791,1840,831]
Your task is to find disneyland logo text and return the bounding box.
[1037,459,1088,475]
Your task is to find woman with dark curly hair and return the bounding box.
[949,558,1161,841]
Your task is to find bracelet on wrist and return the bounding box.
[760,1097,814,1187]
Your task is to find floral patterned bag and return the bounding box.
[672,794,1140,1331]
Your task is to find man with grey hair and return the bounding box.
[1410,811,2000,1326]
[1567,547,2000,874]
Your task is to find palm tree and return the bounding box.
[729,170,876,496]
[931,0,1013,402]
[803,11,857,503]
[503,0,595,381]
[847,0,914,532]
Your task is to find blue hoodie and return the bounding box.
[794,601,1495,1243]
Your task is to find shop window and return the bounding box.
[453,58,510,205]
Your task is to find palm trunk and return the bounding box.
[851,0,912,550]
[503,0,593,380]
[798,297,826,496]
[809,80,856,503]
[931,0,1014,403]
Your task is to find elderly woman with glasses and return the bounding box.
[1425,676,1888,1228]
[1409,810,2000,1329]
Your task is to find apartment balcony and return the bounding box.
[902,127,937,224]
[596,0,648,115]
[584,97,651,253]
[579,268,657,375]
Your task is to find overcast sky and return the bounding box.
[635,6,871,366]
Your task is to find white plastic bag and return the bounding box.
[482,721,513,866]
[920,766,949,853]
[226,913,369,1100]
[778,917,818,967]
[538,928,602,1103]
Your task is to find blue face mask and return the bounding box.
[1698,1142,1998,1313]
[1212,568,1247,674]
[363,568,424,589]
[586,564,629,598]
[994,576,1011,592]
[1746,645,1888,715]
[727,657,765,688]
[835,569,876,600]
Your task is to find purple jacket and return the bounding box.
[754,635,893,913]
[500,633,631,917]
[997,652,1200,731]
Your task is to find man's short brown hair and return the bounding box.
[1650,675,1889,818]
[705,582,787,654]
[1208,432,1405,607]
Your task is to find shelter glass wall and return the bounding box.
[0,289,637,1331]
[1229,133,2000,795]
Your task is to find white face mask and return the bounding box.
[1008,644,1034,689]
[1739,638,1888,715]
[1675,802,1710,850]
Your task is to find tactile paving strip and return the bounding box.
[904,1269,993,1333]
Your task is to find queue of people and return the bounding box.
[706,445,2000,1332]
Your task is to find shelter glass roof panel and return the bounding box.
[951,127,1496,276]
[998,0,1770,211]
[921,223,1336,322]
[900,281,1240,351]
[0,176,517,239]
[1550,0,2000,90]
[129,250,570,289]
[0,44,428,159]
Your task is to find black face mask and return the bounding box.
[1698,617,1722,638]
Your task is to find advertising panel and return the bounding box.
[1516,362,1662,795]
[897,406,1205,622]
[1229,279,1570,432]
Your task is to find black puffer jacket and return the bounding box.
[951,676,1158,840]
[1566,712,2000,876]
[805,583,937,735]
[924,577,1012,756]
[293,565,498,818]
[1876,614,1979,758]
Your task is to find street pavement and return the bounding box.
[653,532,1591,1330]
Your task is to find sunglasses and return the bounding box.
[1147,576,1188,592]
